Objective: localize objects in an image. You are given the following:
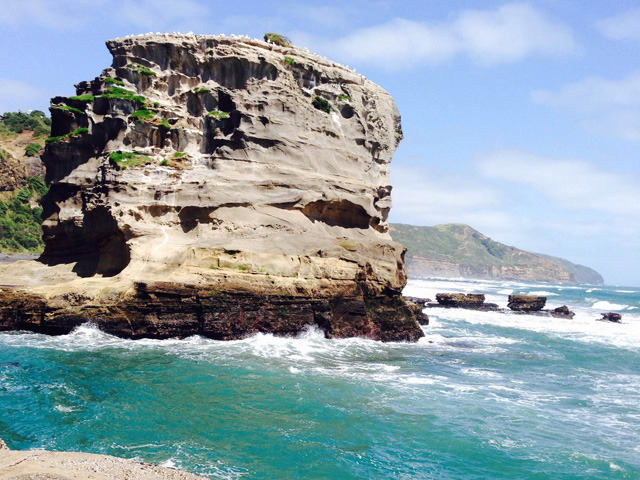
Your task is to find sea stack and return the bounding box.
[0,33,425,341]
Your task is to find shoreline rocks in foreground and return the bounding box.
[0,33,425,342]
[0,439,207,479]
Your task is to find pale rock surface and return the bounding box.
[0,449,207,480]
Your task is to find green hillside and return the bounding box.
[0,111,50,254]
[390,223,604,285]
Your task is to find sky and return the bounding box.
[1,0,639,286]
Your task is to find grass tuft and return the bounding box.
[264,33,292,47]
[45,127,88,144]
[100,87,146,108]
[104,77,125,86]
[68,94,94,102]
[127,63,156,76]
[284,56,295,65]
[109,151,151,169]
[52,105,84,115]
[208,110,230,120]
[130,109,156,120]
[312,96,331,114]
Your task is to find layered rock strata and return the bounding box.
[0,33,425,341]
[507,295,546,312]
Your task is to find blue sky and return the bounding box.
[1,1,639,286]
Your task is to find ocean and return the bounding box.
[1,278,639,479]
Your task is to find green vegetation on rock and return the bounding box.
[0,175,48,253]
[127,63,156,76]
[208,110,229,120]
[131,109,156,120]
[312,96,331,114]
[159,118,170,130]
[193,87,209,94]
[284,56,295,65]
[264,33,292,47]
[338,94,350,101]
[51,105,84,115]
[109,151,151,169]
[101,87,145,108]
[45,127,88,145]
[104,77,125,86]
[68,94,95,102]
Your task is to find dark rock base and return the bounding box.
[0,282,426,342]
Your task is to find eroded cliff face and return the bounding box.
[0,34,424,341]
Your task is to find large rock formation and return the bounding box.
[0,33,424,341]
[390,223,604,285]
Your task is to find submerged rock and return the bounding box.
[0,34,424,341]
[600,312,622,323]
[550,305,575,319]
[508,295,546,312]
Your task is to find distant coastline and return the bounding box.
[391,223,604,285]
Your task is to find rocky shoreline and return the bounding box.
[0,438,207,479]
[0,281,425,341]
[406,292,625,323]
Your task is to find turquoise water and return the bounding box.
[1,278,639,479]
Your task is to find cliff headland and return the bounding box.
[391,223,604,285]
[0,33,425,341]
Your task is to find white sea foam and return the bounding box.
[528,291,559,296]
[592,301,628,311]
[54,405,76,413]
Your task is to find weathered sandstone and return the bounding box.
[0,33,424,341]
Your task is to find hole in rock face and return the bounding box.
[301,200,371,229]
[41,206,130,277]
[340,104,354,119]
[179,206,216,233]
[217,91,236,112]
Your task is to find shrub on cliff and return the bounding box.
[264,33,292,47]
[25,143,42,157]
[312,96,331,114]
[0,175,48,253]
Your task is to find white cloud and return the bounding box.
[477,150,640,216]
[311,3,575,70]
[0,79,48,114]
[597,8,640,40]
[532,71,640,140]
[389,163,508,228]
